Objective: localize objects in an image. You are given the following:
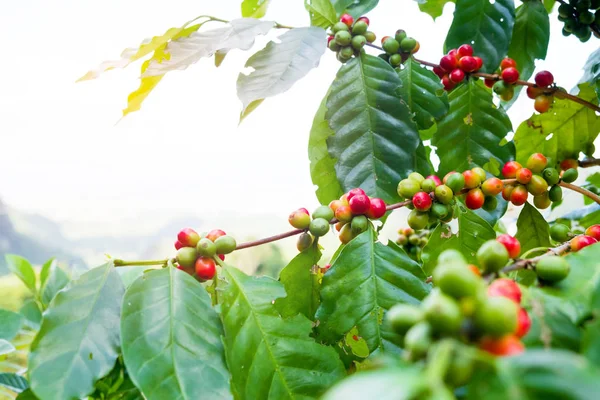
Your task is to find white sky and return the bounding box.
[0,0,597,233]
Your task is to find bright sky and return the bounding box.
[0,0,597,234]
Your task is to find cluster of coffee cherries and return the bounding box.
[174,228,236,281]
[396,227,429,259]
[558,0,600,42]
[501,153,578,209]
[485,57,520,101]
[551,223,600,251]
[432,44,483,91]
[523,70,556,113]
[378,29,420,68]
[327,14,375,63]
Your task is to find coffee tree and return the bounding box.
[3,0,600,399]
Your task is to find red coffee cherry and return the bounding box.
[356,16,369,25]
[496,234,521,259]
[534,95,552,113]
[349,194,371,214]
[340,13,354,27]
[412,191,433,211]
[465,188,485,210]
[501,67,520,84]
[433,66,445,78]
[473,56,483,70]
[585,224,600,241]
[559,159,579,171]
[458,56,478,72]
[526,86,543,99]
[366,197,386,219]
[206,229,227,242]
[510,185,529,206]
[346,188,366,201]
[462,170,481,189]
[516,168,532,184]
[177,228,201,247]
[195,257,216,281]
[484,78,495,88]
[500,57,517,70]
[570,235,598,252]
[502,161,522,179]
[481,177,504,196]
[441,75,456,91]
[515,308,531,338]
[480,335,525,356]
[449,68,465,83]
[440,54,458,72]
[174,240,184,250]
[457,44,473,57]
[535,70,554,87]
[488,278,522,303]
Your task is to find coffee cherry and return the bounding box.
[177,247,198,268]
[438,249,466,264]
[408,172,425,183]
[444,352,475,387]
[340,13,354,27]
[398,178,421,198]
[585,224,600,241]
[471,167,487,182]
[431,203,450,219]
[351,35,367,50]
[335,205,353,223]
[380,35,391,44]
[356,16,369,25]
[477,240,509,273]
[206,229,226,242]
[382,38,400,54]
[570,235,598,251]
[474,56,483,70]
[526,86,543,99]
[394,29,407,42]
[501,67,519,84]
[339,46,354,59]
[441,75,456,91]
[463,170,481,189]
[433,66,445,78]
[426,175,442,186]
[422,290,462,334]
[526,153,548,173]
[536,256,570,283]
[559,159,578,171]
[386,304,423,334]
[440,54,458,72]
[332,21,349,33]
[328,40,341,51]
[480,335,524,356]
[174,240,184,250]
[549,185,563,202]
[496,234,521,259]
[535,70,554,87]
[502,184,514,201]
[396,234,408,245]
[309,218,330,237]
[500,57,517,70]
[389,53,402,67]
[493,80,509,95]
[500,86,514,101]
[408,234,420,245]
[550,224,571,242]
[527,175,549,196]
[562,168,578,183]
[445,172,466,194]
[349,194,371,214]
[177,228,200,248]
[484,78,495,88]
[457,44,473,58]
[364,31,376,43]
[408,209,429,230]
[483,195,498,211]
[334,30,352,46]
[515,308,531,338]
[488,278,521,303]
[215,235,236,254]
[328,199,345,213]
[534,192,551,209]
[339,223,356,244]
[433,263,482,299]
[351,215,369,234]
[459,56,478,72]
[534,95,552,113]
[474,296,518,337]
[421,178,437,193]
[366,198,386,219]
[516,168,532,184]
[196,238,217,257]
[289,209,311,229]
[465,188,485,209]
[542,168,560,185]
[352,21,368,35]
[296,232,314,251]
[448,68,465,83]
[403,227,415,236]
[195,257,216,281]
[502,161,522,179]
[412,191,433,211]
[400,37,417,52]
[404,322,432,358]
[313,205,334,221]
[510,185,529,206]
[481,177,504,196]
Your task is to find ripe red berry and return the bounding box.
[347,188,366,201]
[440,54,458,72]
[526,86,543,99]
[488,278,522,303]
[502,184,514,201]
[177,228,200,247]
[510,185,529,206]
[535,70,554,87]
[480,335,525,356]
[195,257,216,281]
[462,170,481,189]
[340,13,354,27]
[412,191,432,211]
[457,44,473,58]
[448,49,459,60]
[570,235,598,252]
[206,229,226,242]
[515,168,532,184]
[349,194,371,214]
[458,56,478,72]
[356,16,369,25]
[218,254,225,261]
[484,78,495,88]
[433,66,445,78]
[501,67,520,84]
[534,95,551,113]
[500,57,517,70]
[481,177,503,196]
[465,188,485,209]
[515,308,531,338]
[496,234,521,259]
[426,175,442,186]
[174,240,184,250]
[585,225,600,241]
[559,159,578,171]
[441,75,456,91]
[449,68,465,83]
[473,56,483,70]
[502,161,523,179]
[366,197,386,219]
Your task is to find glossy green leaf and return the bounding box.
[445,0,515,73]
[0,310,24,341]
[305,0,337,28]
[330,0,379,18]
[275,243,322,320]
[326,52,421,203]
[467,350,600,399]
[397,58,449,130]
[237,27,326,115]
[583,319,600,367]
[515,203,551,254]
[241,0,271,18]
[28,263,124,400]
[414,0,455,20]
[121,267,231,400]
[5,255,36,294]
[0,373,29,393]
[309,91,344,205]
[221,266,345,399]
[514,85,600,165]
[432,80,514,176]
[40,264,69,308]
[316,229,430,354]
[0,339,15,356]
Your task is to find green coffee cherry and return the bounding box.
[335,30,352,46]
[473,296,518,337]
[351,35,367,50]
[196,238,216,257]
[382,38,400,54]
[400,37,417,52]
[332,21,349,33]
[339,46,354,59]
[309,218,330,237]
[536,256,570,283]
[422,289,462,334]
[542,168,560,185]
[562,168,578,183]
[533,192,551,209]
[445,352,475,387]
[398,179,421,198]
[477,240,509,273]
[438,249,467,265]
[421,178,437,193]
[313,205,334,221]
[364,31,376,43]
[483,195,498,211]
[446,173,466,195]
[549,185,563,202]
[351,215,369,234]
[215,235,237,254]
[433,263,482,299]
[177,247,198,268]
[408,172,425,184]
[408,209,429,230]
[394,29,407,42]
[297,232,314,251]
[352,20,368,35]
[493,80,509,95]
[550,223,571,242]
[434,185,454,204]
[404,322,432,358]
[408,234,420,245]
[389,53,402,67]
[386,304,423,334]
[328,40,341,51]
[527,175,549,196]
[431,203,450,219]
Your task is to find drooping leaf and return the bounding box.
[414,0,455,20]
[445,0,515,73]
[237,27,327,116]
[583,319,600,367]
[326,52,421,203]
[40,263,69,309]
[330,0,379,18]
[0,373,29,393]
[432,79,514,176]
[0,310,24,341]
[241,0,271,18]
[397,58,449,130]
[0,339,15,356]
[305,0,337,28]
[220,266,345,399]
[121,267,231,400]
[28,263,124,400]
[5,255,36,294]
[515,203,551,254]
[514,84,600,165]
[316,229,430,354]
[275,243,322,320]
[309,91,344,205]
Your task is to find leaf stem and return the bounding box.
[113,259,171,267]
[559,181,600,204]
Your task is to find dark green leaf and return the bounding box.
[121,267,231,400]
[331,0,379,18]
[316,229,430,354]
[445,0,515,73]
[0,309,24,341]
[326,52,421,203]
[432,79,514,176]
[241,0,270,18]
[28,263,124,400]
[221,266,345,399]
[5,255,36,294]
[414,0,455,20]
[0,373,29,393]
[583,319,600,368]
[16,389,38,400]
[397,58,449,130]
[275,243,322,320]
[40,264,69,308]
[515,203,551,254]
[305,0,337,28]
[19,300,41,329]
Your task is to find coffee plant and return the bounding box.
[4,0,600,399]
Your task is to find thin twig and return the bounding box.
[501,240,572,273]
[559,181,600,204]
[113,259,170,267]
[579,158,600,168]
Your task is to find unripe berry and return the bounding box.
[351,35,367,50]
[434,185,454,204]
[501,67,519,84]
[412,191,433,211]
[398,179,421,198]
[471,167,487,182]
[215,235,237,255]
[408,172,425,183]
[351,215,369,234]
[502,184,514,201]
[380,35,391,44]
[488,278,521,303]
[449,68,465,83]
[516,167,532,184]
[496,234,521,259]
[477,240,509,273]
[334,30,352,46]
[404,322,432,358]
[178,228,200,248]
[585,224,600,241]
[313,205,334,221]
[493,80,509,95]
[206,229,226,242]
[510,185,529,206]
[468,264,481,276]
[328,199,344,213]
[561,168,578,183]
[389,53,402,67]
[288,209,311,229]
[396,234,408,245]
[465,188,485,209]
[420,178,436,193]
[422,290,462,334]
[542,168,560,185]
[481,177,504,196]
[526,175,548,196]
[339,223,356,244]
[335,205,353,223]
[559,159,579,171]
[408,234,420,245]
[526,153,548,173]
[474,296,518,337]
[526,86,543,99]
[364,31,376,43]
[500,86,514,101]
[349,194,371,214]
[535,70,554,87]
[357,16,370,25]
[335,222,344,232]
[536,256,570,283]
[309,218,330,237]
[386,304,423,334]
[426,175,442,186]
[433,263,482,299]
[549,185,563,202]
[550,224,571,242]
[382,38,400,54]
[394,29,407,42]
[296,232,313,252]
[352,21,368,35]
[431,203,450,219]
[462,170,481,189]
[196,238,217,257]
[480,335,524,356]
[174,240,184,250]
[515,308,531,338]
[458,56,478,72]
[400,37,417,52]
[534,192,551,209]
[340,13,354,27]
[570,235,598,252]
[402,227,415,236]
[534,95,552,113]
[483,195,498,211]
[195,257,216,281]
[500,57,517,70]
[332,22,349,33]
[445,173,466,194]
[502,161,522,178]
[177,247,198,268]
[366,197,386,219]
[407,209,430,230]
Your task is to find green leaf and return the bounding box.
[221,266,345,399]
[39,258,54,290]
[5,255,36,294]
[397,58,449,130]
[237,27,326,116]
[330,0,379,18]
[0,339,15,356]
[241,0,271,18]
[0,309,24,341]
[309,91,344,205]
[414,0,455,20]
[462,193,508,227]
[316,229,430,354]
[16,389,38,400]
[19,300,41,329]
[579,47,600,94]
[275,243,322,320]
[445,0,515,73]
[121,267,231,400]
[467,350,600,399]
[28,263,124,400]
[514,84,600,165]
[305,0,337,28]
[544,0,555,13]
[40,263,69,309]
[432,79,514,176]
[587,172,600,188]
[116,266,148,288]
[583,319,600,367]
[0,373,29,393]
[421,223,459,275]
[326,52,421,203]
[515,203,551,254]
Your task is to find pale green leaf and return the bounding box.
[5,255,36,294]
[241,0,271,18]
[305,0,337,28]
[0,339,15,357]
[40,263,69,309]
[0,310,24,341]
